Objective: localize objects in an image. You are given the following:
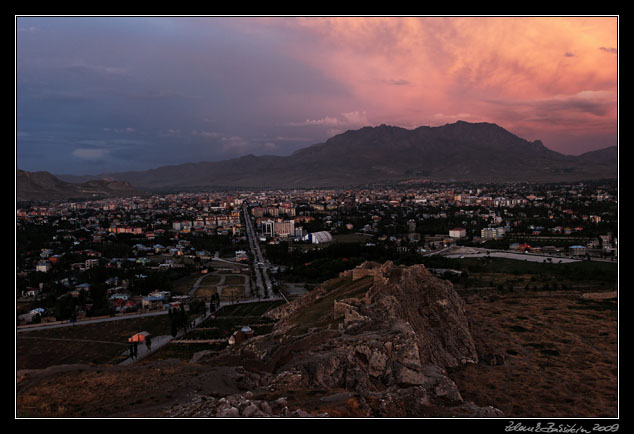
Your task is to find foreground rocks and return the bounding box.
[166,392,326,418]
[189,261,503,417]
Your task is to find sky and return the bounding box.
[16,16,618,175]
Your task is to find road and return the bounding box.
[242,203,273,298]
[445,250,582,264]
[19,207,282,336]
[430,246,580,263]
[16,310,169,333]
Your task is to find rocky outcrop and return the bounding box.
[166,392,327,418]
[363,261,479,368]
[195,261,501,417]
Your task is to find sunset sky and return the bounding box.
[16,16,618,175]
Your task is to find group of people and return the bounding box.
[128,336,152,360]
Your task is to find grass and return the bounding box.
[201,274,222,285]
[331,233,373,244]
[171,273,203,295]
[450,290,617,418]
[219,286,245,300]
[285,275,374,337]
[509,325,530,333]
[459,257,617,284]
[194,286,217,298]
[568,299,617,311]
[144,342,224,362]
[17,315,173,369]
[216,300,285,317]
[223,275,246,286]
[146,300,284,362]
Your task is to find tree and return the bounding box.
[55,295,76,321]
[171,320,178,337]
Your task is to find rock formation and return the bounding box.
[191,261,503,417]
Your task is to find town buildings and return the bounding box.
[16,180,617,323]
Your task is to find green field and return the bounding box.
[458,257,617,281]
[424,256,618,291]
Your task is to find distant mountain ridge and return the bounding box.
[55,121,617,192]
[578,146,618,165]
[16,169,140,202]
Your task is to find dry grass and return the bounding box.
[219,286,245,301]
[449,293,618,418]
[17,316,174,369]
[285,275,374,336]
[194,286,216,298]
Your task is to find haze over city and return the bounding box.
[16,16,618,176]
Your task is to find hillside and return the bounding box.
[16,262,501,417]
[56,121,618,191]
[165,261,504,417]
[16,169,140,202]
[15,261,617,418]
[578,146,618,165]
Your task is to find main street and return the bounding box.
[242,203,273,297]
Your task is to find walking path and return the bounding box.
[118,310,212,366]
[117,294,286,365]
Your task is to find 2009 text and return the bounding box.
[505,421,619,433]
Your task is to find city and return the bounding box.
[15,15,618,422]
[17,179,617,326]
[15,179,618,418]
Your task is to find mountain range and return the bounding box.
[20,121,617,198]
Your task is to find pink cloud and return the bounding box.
[260,17,618,152]
[290,111,370,127]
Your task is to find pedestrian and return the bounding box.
[133,341,138,359]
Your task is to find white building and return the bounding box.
[262,219,275,237]
[449,228,467,238]
[261,219,295,237]
[305,231,333,244]
[273,220,295,237]
[36,261,52,273]
[481,227,505,240]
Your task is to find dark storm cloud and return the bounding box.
[16,16,348,175]
[16,17,617,175]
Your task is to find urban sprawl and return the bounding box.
[16,180,617,326]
